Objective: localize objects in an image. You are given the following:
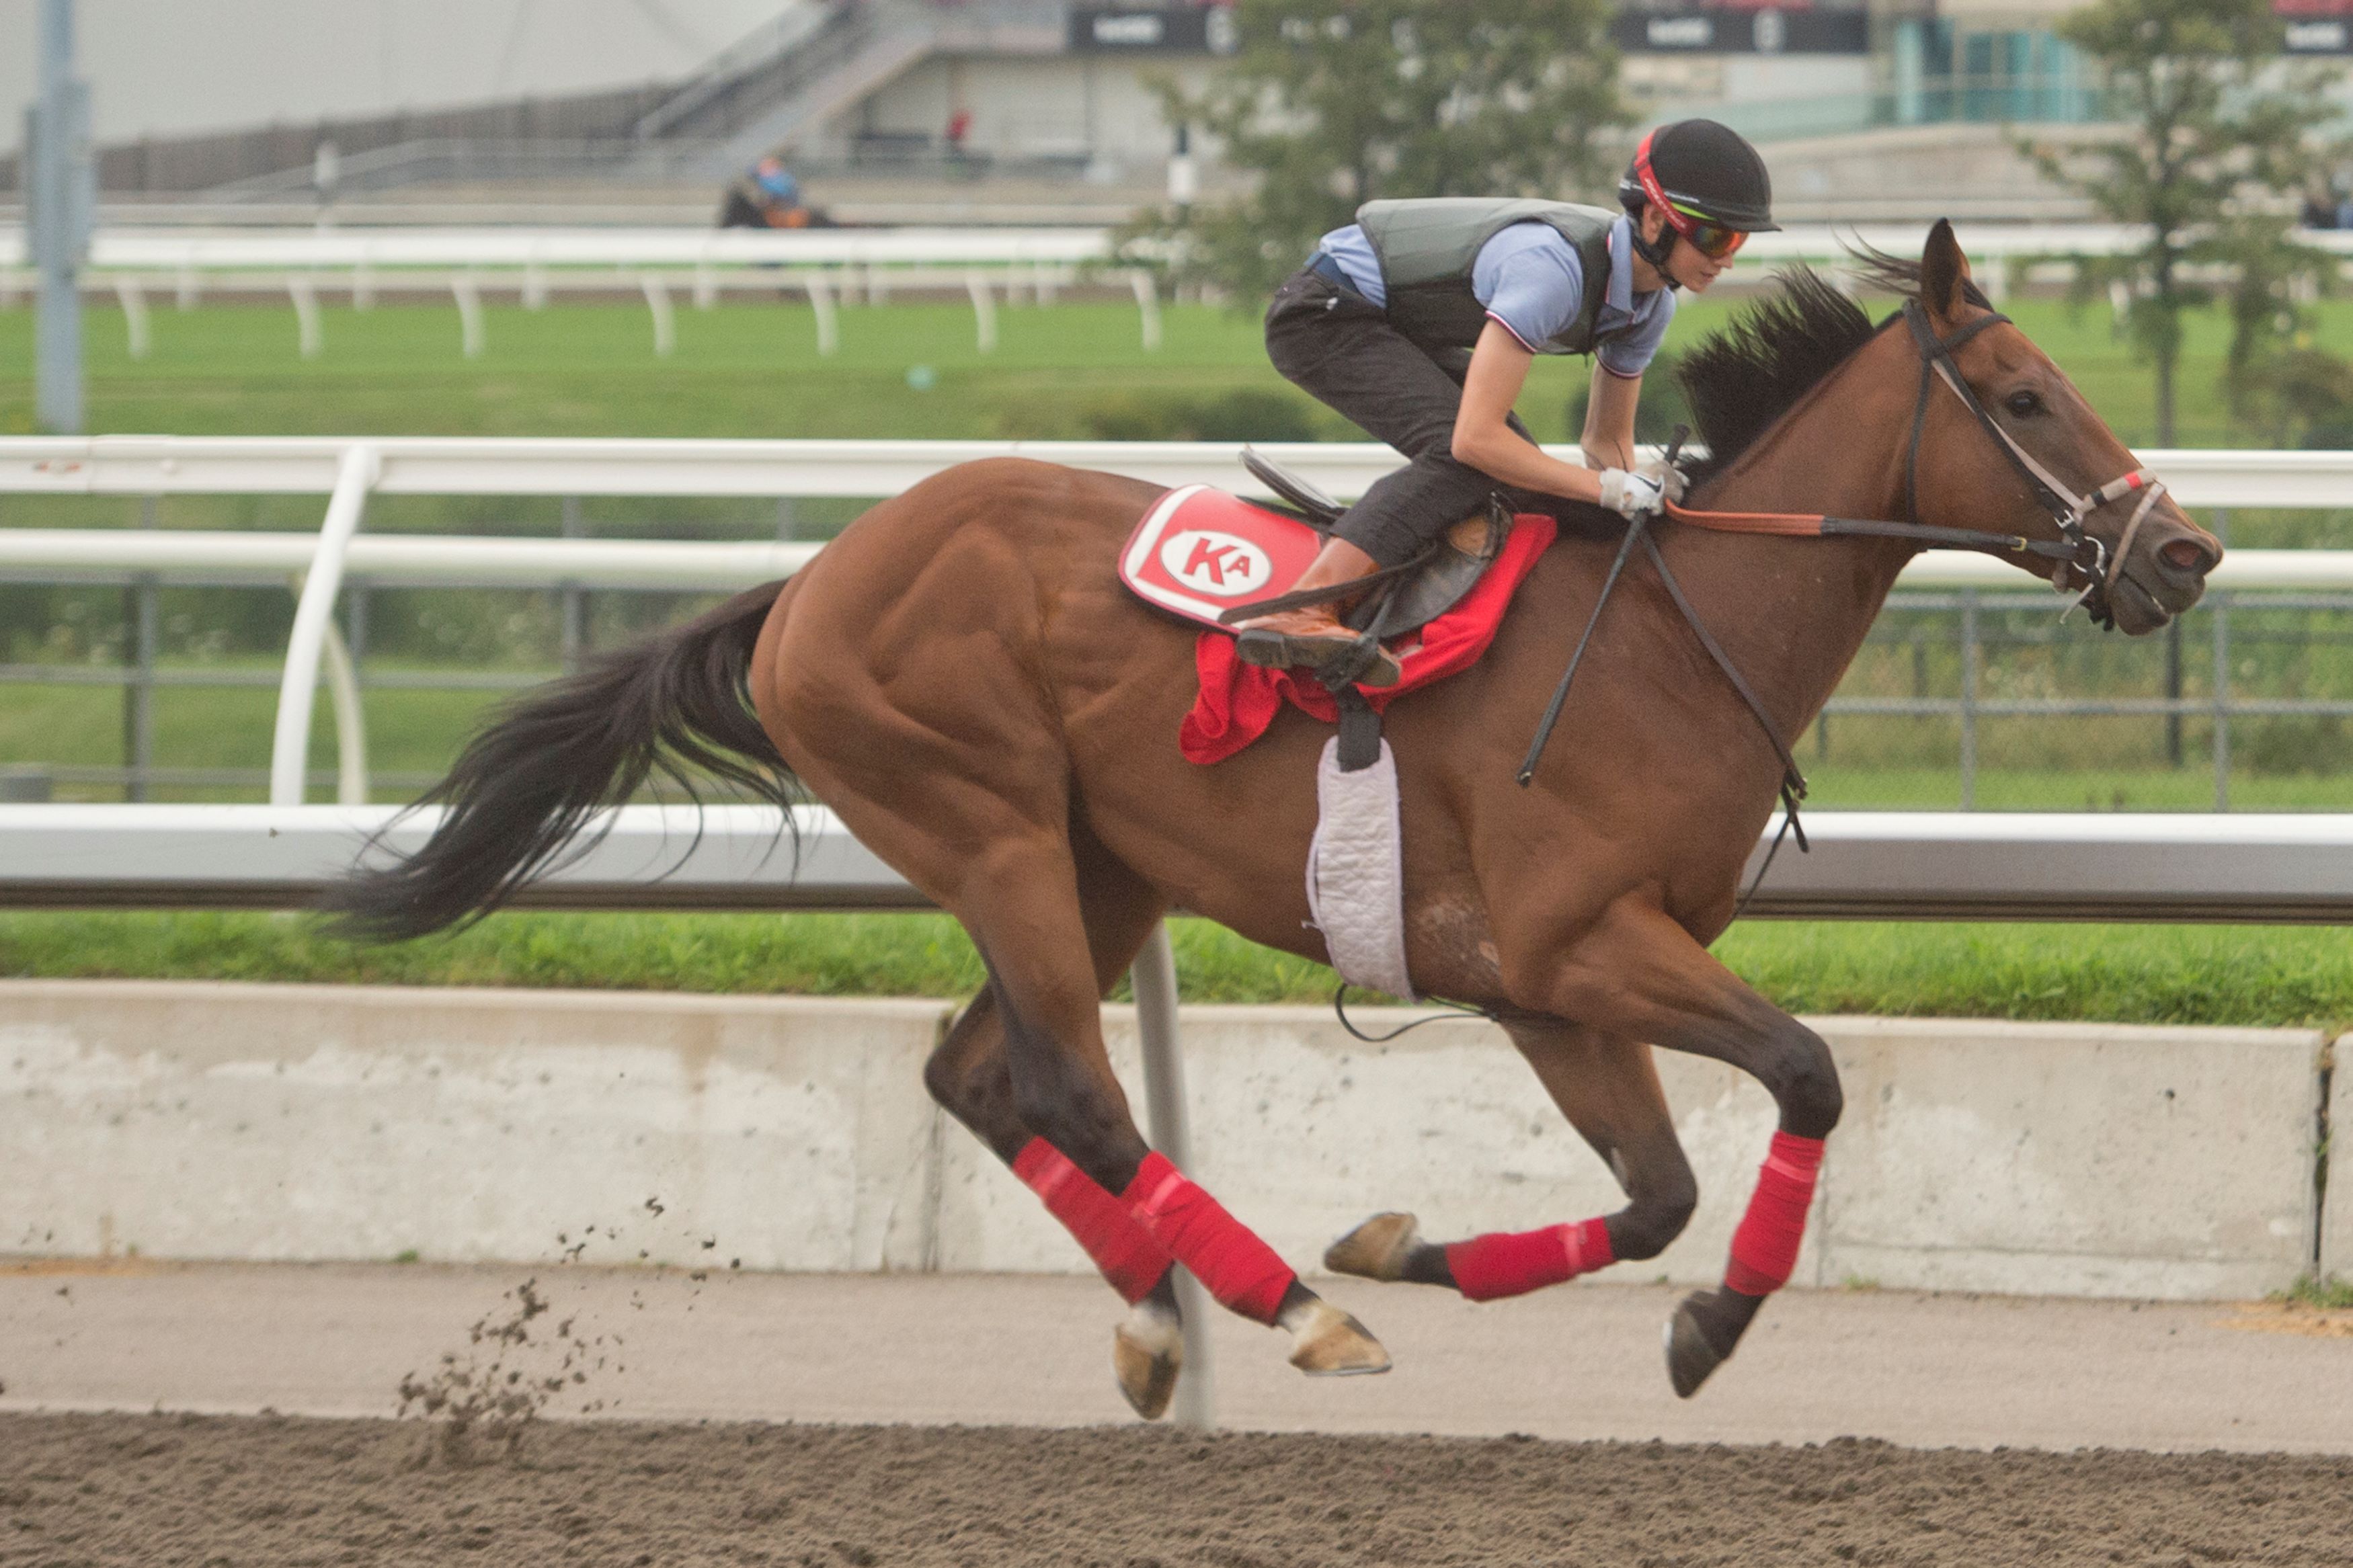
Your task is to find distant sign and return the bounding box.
[1070,5,1239,54]
[2282,17,2353,51]
[1613,8,1868,54]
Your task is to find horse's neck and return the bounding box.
[1674,333,1919,737]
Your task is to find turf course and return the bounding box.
[7,909,2353,1028]
[4,287,2348,447]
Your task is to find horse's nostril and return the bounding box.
[2159,538,2215,576]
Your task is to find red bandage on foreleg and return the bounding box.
[1119,1151,1295,1324]
[1444,1216,1615,1303]
[1724,1130,1825,1297]
[1012,1137,1171,1304]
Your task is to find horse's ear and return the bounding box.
[1920,218,1973,324]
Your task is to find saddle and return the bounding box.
[1117,450,1507,643]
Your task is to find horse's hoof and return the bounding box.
[1323,1212,1420,1282]
[1285,1299,1392,1377]
[1113,1302,1183,1421]
[1664,1294,1728,1399]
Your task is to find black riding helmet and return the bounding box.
[1618,118,1778,283]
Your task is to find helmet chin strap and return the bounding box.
[1630,218,1684,291]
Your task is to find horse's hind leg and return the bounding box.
[820,770,1387,1378]
[768,522,1384,1380]
[1326,1018,1698,1299]
[963,845,1387,1376]
[921,827,1189,1417]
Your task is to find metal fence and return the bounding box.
[1819,505,2350,813]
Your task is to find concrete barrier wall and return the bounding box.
[0,980,2331,1300]
[2324,1042,2349,1283]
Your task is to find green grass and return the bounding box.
[2272,1274,2353,1309]
[7,909,2353,1028]
[4,290,2350,448]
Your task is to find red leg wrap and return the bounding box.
[1444,1216,1615,1303]
[1724,1130,1826,1297]
[1119,1151,1295,1325]
[1012,1137,1171,1305]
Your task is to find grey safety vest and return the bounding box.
[1355,198,1619,372]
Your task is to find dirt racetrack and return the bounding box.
[5,1411,2351,1568]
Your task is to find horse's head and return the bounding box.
[1905,220,2220,634]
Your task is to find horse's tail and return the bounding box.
[321,581,796,942]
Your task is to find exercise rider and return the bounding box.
[1238,118,1779,686]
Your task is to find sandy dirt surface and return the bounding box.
[7,1263,2352,1453]
[7,1263,2353,1564]
[5,1411,2352,1567]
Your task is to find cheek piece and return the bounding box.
[1121,1151,1297,1325]
[1445,1216,1616,1303]
[1724,1130,1826,1296]
[1012,1137,1172,1305]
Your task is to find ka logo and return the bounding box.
[1159,530,1271,596]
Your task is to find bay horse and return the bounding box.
[330,224,2219,1418]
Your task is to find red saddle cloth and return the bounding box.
[1116,485,1558,765]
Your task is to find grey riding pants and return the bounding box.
[1264,263,1556,569]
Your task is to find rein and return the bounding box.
[1518,297,2167,913]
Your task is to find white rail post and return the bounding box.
[319,616,370,804]
[351,261,374,312]
[694,261,718,311]
[522,260,549,311]
[270,443,379,806]
[288,274,322,359]
[965,270,997,353]
[452,274,485,358]
[640,274,677,357]
[1127,269,1162,352]
[174,255,199,311]
[803,274,839,357]
[112,276,150,360]
[1131,920,1215,1431]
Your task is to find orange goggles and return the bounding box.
[1677,218,1749,261]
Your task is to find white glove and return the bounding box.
[1637,459,1689,506]
[1597,466,1667,520]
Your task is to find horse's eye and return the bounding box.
[2005,390,2044,417]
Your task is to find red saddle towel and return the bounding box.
[1115,485,1557,765]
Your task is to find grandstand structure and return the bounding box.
[15,0,2347,227]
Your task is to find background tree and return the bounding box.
[1141,0,1630,301]
[2216,214,2349,446]
[2028,0,2329,444]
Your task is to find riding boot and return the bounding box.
[1232,538,1403,688]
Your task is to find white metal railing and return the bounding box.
[7,432,2353,504]
[5,434,2352,807]
[5,222,2351,272]
[0,226,1159,359]
[5,221,2351,360]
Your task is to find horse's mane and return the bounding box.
[1675,249,1993,486]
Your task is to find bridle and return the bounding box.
[1897,299,2168,627]
[1518,292,2173,911]
[1656,298,2169,630]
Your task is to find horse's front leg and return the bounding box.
[1325,1016,1699,1298]
[1515,896,1842,1397]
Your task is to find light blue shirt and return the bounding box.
[1313,214,1675,377]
